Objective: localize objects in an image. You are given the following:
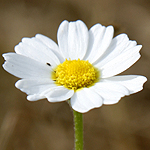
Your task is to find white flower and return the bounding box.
[2,20,147,113]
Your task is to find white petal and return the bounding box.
[105,75,147,94]
[84,24,114,63]
[2,53,52,79]
[57,20,69,59]
[94,33,141,78]
[57,20,89,60]
[27,94,45,101]
[94,34,136,67]
[15,36,61,68]
[70,88,103,113]
[91,80,130,105]
[16,78,58,101]
[35,34,65,63]
[44,86,74,102]
[15,78,55,96]
[35,34,59,51]
[15,78,74,102]
[99,45,142,78]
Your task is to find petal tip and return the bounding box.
[141,76,147,84]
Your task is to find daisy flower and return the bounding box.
[2,20,147,113]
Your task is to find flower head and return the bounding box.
[2,20,147,113]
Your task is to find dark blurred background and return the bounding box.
[0,0,150,149]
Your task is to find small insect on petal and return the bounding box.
[46,63,51,66]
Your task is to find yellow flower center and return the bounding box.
[52,59,99,90]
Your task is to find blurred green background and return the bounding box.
[0,0,150,149]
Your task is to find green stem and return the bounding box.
[73,110,83,150]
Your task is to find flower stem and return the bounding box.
[73,110,83,150]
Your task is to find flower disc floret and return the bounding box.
[54,59,99,90]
